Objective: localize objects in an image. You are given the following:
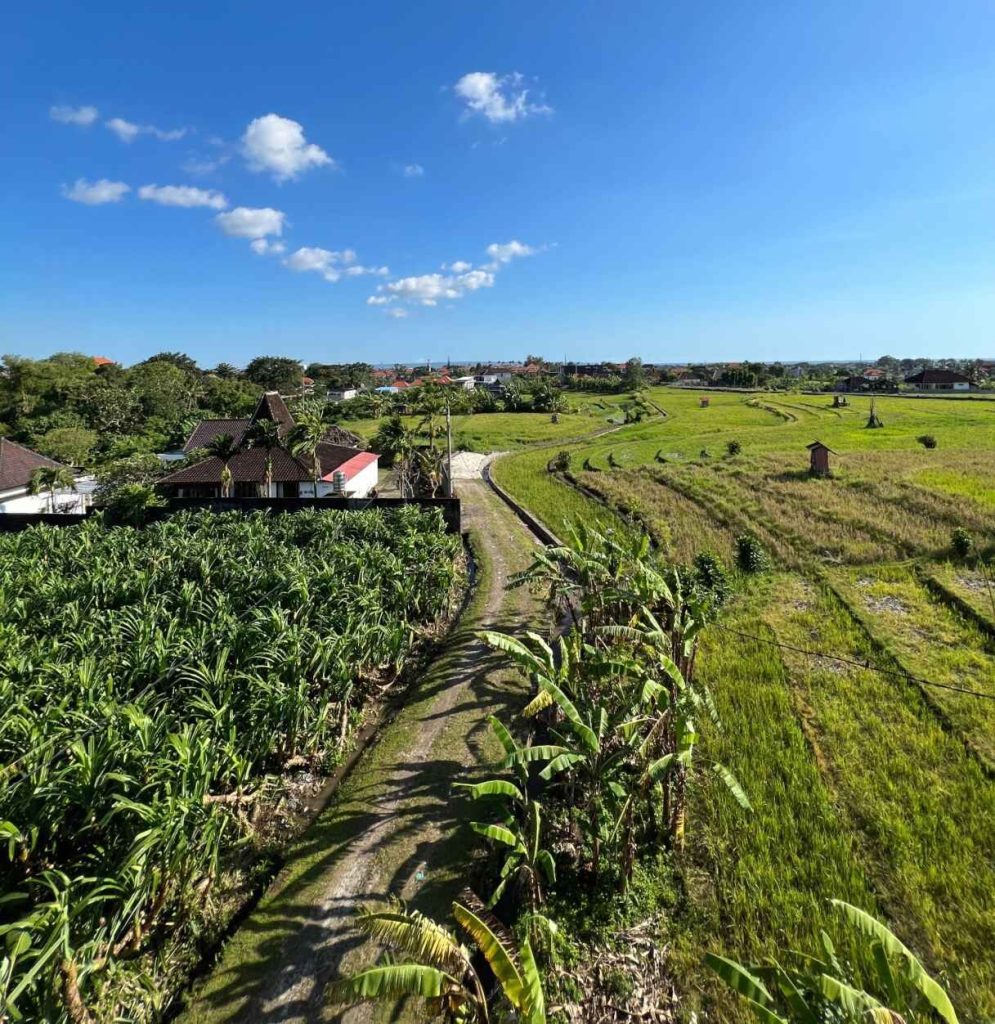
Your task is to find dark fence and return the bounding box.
[0,497,461,535]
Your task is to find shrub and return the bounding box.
[693,551,731,604]
[726,440,742,456]
[699,448,711,459]
[952,527,973,560]
[102,483,165,526]
[917,434,938,449]
[548,450,572,473]
[736,534,770,574]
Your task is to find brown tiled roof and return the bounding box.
[172,392,368,486]
[0,438,65,491]
[905,369,971,385]
[184,419,251,452]
[160,443,366,486]
[252,391,294,432]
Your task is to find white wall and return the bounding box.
[0,488,87,514]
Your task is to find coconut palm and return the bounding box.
[28,466,76,512]
[288,403,327,496]
[245,418,283,497]
[328,893,546,1023]
[203,433,239,498]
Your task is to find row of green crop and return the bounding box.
[0,507,462,1023]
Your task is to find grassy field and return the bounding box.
[490,387,995,1019]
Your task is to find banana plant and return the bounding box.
[328,892,546,1023]
[468,802,556,909]
[707,900,958,1024]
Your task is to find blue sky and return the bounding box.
[5,1,995,366]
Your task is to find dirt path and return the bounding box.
[180,480,545,1024]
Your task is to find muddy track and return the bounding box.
[180,480,547,1024]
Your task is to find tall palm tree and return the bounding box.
[288,408,326,496]
[245,418,282,497]
[203,433,239,498]
[28,466,76,512]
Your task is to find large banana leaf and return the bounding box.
[454,780,524,803]
[327,964,453,1002]
[452,901,525,1011]
[831,901,958,1024]
[357,908,467,976]
[470,822,523,851]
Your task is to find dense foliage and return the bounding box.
[0,353,262,466]
[0,507,461,1022]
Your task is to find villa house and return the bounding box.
[904,369,972,392]
[0,438,86,513]
[157,391,379,499]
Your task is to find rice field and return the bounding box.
[493,388,995,1020]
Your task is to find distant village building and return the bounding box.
[158,392,378,499]
[904,369,971,392]
[806,440,836,478]
[327,387,359,402]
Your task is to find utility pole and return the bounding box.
[446,400,454,498]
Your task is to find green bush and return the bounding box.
[726,439,742,456]
[693,550,731,604]
[952,527,973,559]
[917,434,938,449]
[736,534,770,574]
[548,450,572,473]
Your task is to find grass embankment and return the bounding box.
[490,388,995,1020]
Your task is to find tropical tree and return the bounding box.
[289,402,328,495]
[328,893,546,1023]
[246,417,283,497]
[28,465,76,512]
[708,900,959,1024]
[203,433,239,498]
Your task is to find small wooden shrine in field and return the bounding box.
[806,440,837,477]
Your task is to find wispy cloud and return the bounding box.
[242,114,334,181]
[61,178,131,205]
[402,163,425,177]
[50,104,98,126]
[138,184,228,209]
[284,246,388,284]
[106,117,186,143]
[454,72,552,124]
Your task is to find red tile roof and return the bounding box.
[322,450,378,482]
[0,438,65,491]
[92,356,116,366]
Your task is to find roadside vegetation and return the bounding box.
[0,507,463,1022]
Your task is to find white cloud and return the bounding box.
[385,308,409,319]
[454,72,552,124]
[138,184,228,210]
[50,104,98,126]
[284,246,386,284]
[62,178,131,205]
[402,163,424,177]
[371,240,539,312]
[486,240,535,263]
[378,268,496,307]
[242,114,334,181]
[106,117,186,143]
[250,238,286,256]
[215,206,286,239]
